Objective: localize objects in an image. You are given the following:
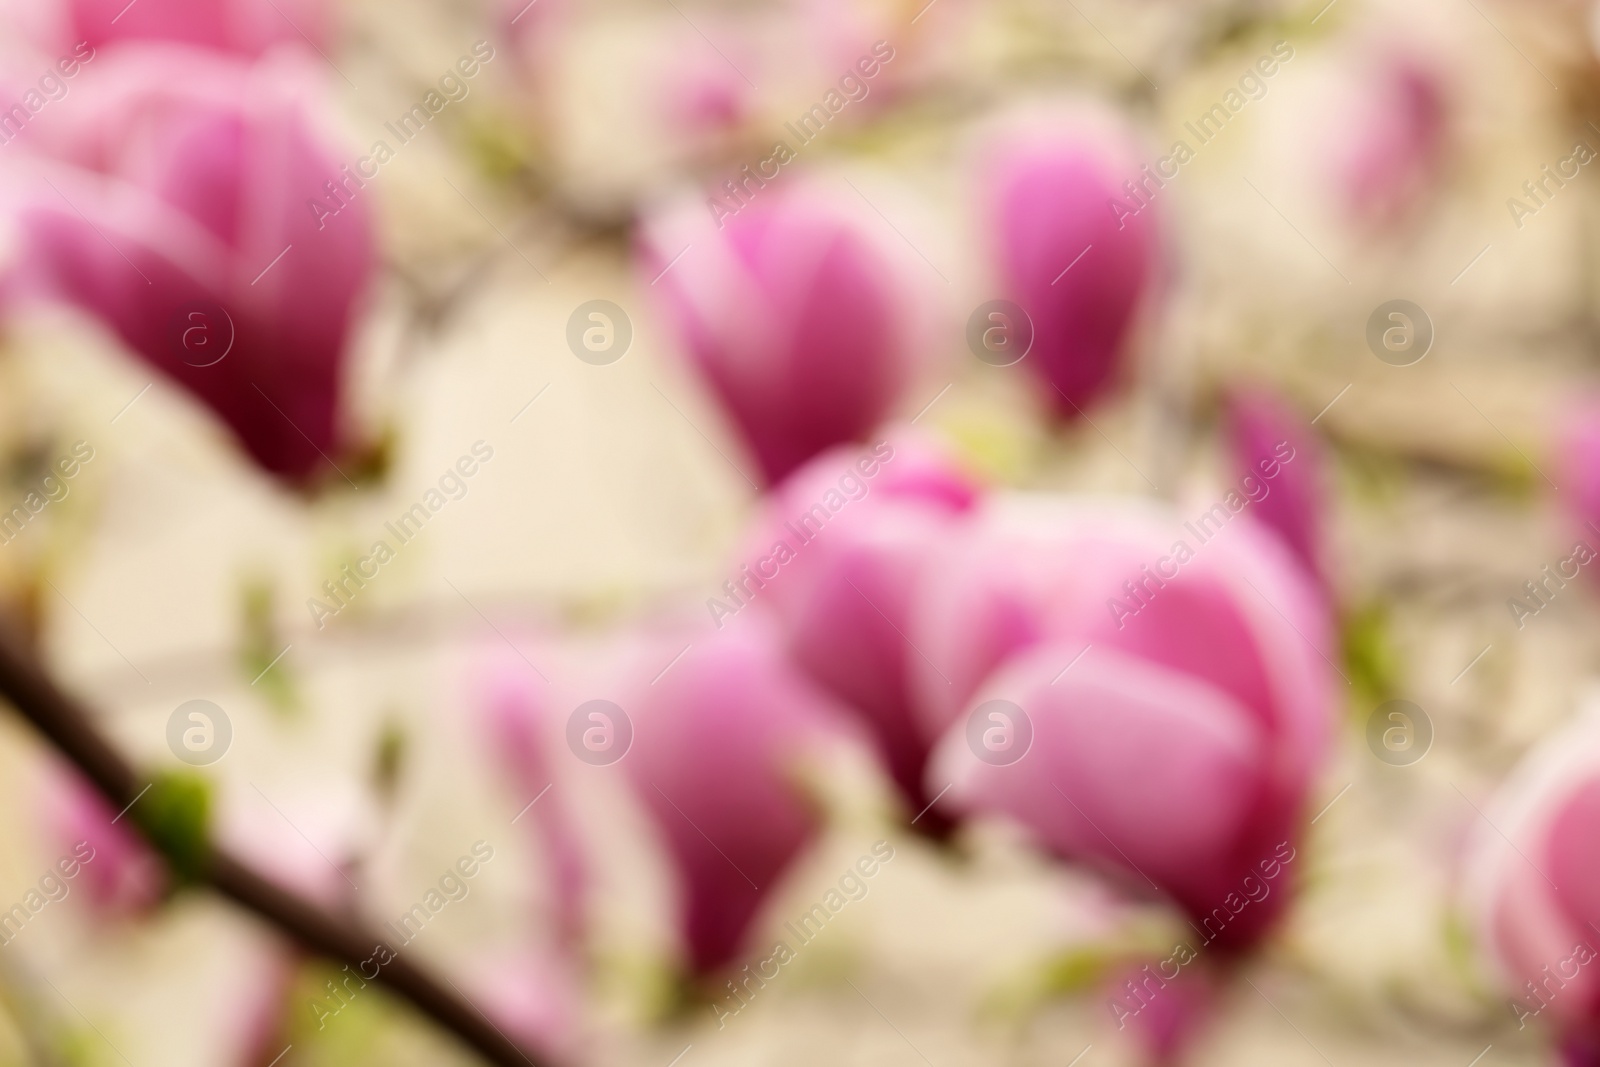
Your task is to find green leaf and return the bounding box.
[1038,945,1117,995]
[370,718,407,808]
[238,574,298,714]
[1342,601,1399,708]
[982,943,1130,1023]
[132,772,212,885]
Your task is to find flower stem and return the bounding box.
[0,625,551,1067]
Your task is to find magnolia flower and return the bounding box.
[640,183,925,486]
[1560,397,1600,545]
[216,776,374,911]
[649,12,763,149]
[658,48,752,140]
[917,497,1334,952]
[497,0,568,128]
[217,947,296,1067]
[476,647,589,954]
[42,764,306,1066]
[1327,48,1448,229]
[739,433,979,833]
[7,45,373,482]
[42,0,330,57]
[982,110,1161,415]
[1108,958,1219,1067]
[1467,704,1600,1064]
[1223,387,1328,593]
[799,0,972,114]
[620,622,845,975]
[469,951,584,1063]
[39,763,165,917]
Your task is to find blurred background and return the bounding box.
[0,0,1597,1064]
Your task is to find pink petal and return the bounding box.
[983,110,1161,414]
[744,434,978,828]
[1223,387,1328,592]
[640,184,923,485]
[933,641,1266,920]
[621,622,844,974]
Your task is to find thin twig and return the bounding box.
[0,625,552,1067]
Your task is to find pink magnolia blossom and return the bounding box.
[470,951,584,1063]
[661,59,749,138]
[799,0,972,114]
[38,763,165,917]
[7,46,374,482]
[216,777,373,911]
[1327,48,1448,229]
[42,766,304,1067]
[918,497,1334,953]
[640,184,925,486]
[465,642,600,1061]
[1559,396,1600,546]
[1223,387,1329,593]
[476,647,589,954]
[497,0,568,126]
[655,32,756,144]
[982,110,1161,415]
[1467,707,1600,1064]
[1107,958,1219,1066]
[739,433,979,833]
[500,0,564,55]
[52,0,329,58]
[620,622,846,975]
[217,947,296,1067]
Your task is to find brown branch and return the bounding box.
[0,625,552,1067]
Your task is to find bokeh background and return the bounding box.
[0,0,1597,1064]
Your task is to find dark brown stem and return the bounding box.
[0,625,550,1067]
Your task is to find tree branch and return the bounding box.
[0,625,552,1067]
